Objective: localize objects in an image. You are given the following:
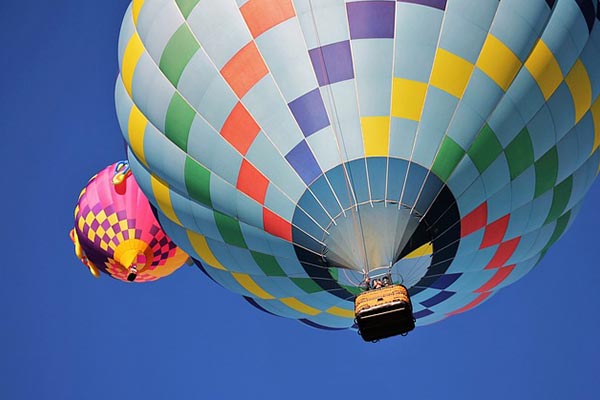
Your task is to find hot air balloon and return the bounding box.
[71,161,190,282]
[113,0,600,331]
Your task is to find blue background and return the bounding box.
[1,1,599,399]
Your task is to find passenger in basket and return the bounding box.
[362,276,371,291]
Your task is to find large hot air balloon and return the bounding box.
[113,0,600,329]
[71,161,190,282]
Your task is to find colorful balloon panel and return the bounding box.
[115,0,600,328]
[72,162,189,282]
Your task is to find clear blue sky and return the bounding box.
[1,1,600,399]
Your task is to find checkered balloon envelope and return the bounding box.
[71,162,190,282]
[109,0,600,329]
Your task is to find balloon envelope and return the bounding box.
[71,162,189,282]
[115,0,600,327]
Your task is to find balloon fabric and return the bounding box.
[114,0,600,329]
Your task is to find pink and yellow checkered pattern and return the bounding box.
[71,163,189,282]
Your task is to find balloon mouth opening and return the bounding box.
[119,250,148,270]
[112,240,152,278]
[320,201,423,274]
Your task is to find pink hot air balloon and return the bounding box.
[70,161,190,282]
